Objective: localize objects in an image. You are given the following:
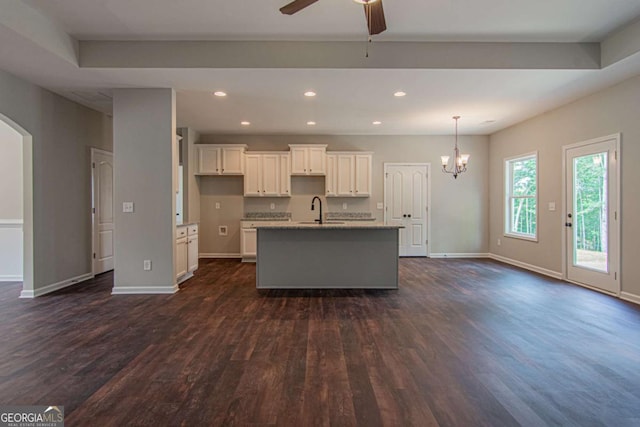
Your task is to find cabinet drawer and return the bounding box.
[176,227,188,239]
[187,225,198,235]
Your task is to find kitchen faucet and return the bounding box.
[311,196,323,224]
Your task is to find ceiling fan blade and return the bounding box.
[280,0,319,15]
[364,0,387,35]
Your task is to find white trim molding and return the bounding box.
[0,275,22,282]
[430,253,490,259]
[489,254,563,280]
[0,219,23,228]
[112,284,179,295]
[620,292,640,306]
[19,272,93,298]
[199,253,241,259]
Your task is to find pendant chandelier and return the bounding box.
[441,115,469,179]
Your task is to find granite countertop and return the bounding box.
[254,222,402,230]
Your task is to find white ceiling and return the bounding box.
[2,0,640,135]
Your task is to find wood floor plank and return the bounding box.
[1,258,640,426]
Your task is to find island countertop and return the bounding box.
[252,222,403,230]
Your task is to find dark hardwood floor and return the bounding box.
[1,258,639,426]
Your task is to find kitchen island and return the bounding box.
[255,223,402,289]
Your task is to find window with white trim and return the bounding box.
[505,152,538,240]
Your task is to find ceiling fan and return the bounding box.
[279,0,387,36]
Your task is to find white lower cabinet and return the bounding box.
[241,228,257,260]
[176,236,188,279]
[177,224,198,283]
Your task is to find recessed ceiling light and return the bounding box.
[307,121,316,126]
[304,91,316,97]
[372,121,382,125]
[213,91,227,97]
[394,91,406,97]
[241,121,250,126]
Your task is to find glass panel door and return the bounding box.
[572,152,608,272]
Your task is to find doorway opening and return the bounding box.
[563,134,620,295]
[383,163,430,257]
[0,114,33,297]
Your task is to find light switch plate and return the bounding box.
[549,202,556,211]
[270,203,275,210]
[143,260,152,271]
[377,202,384,210]
[215,202,221,209]
[123,202,134,213]
[342,202,348,210]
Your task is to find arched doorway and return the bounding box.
[0,114,33,297]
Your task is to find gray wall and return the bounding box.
[113,89,177,293]
[197,134,489,256]
[0,69,112,291]
[489,75,640,298]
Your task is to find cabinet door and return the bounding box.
[325,154,337,196]
[244,154,262,196]
[261,154,280,196]
[176,237,188,278]
[336,154,355,196]
[197,146,220,174]
[221,147,245,174]
[290,147,307,175]
[279,154,291,196]
[188,236,198,272]
[308,146,326,175]
[241,228,257,257]
[354,154,372,196]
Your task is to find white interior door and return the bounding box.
[384,164,429,257]
[92,149,114,274]
[564,135,619,295]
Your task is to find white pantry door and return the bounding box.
[92,149,114,274]
[564,135,619,295]
[384,164,429,257]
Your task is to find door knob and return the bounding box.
[565,222,572,227]
[568,213,572,218]
[408,214,411,218]
[403,214,407,218]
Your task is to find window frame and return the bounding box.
[504,151,539,242]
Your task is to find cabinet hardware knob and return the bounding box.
[403,214,407,218]
[408,214,411,218]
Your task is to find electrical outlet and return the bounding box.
[123,202,134,213]
[342,202,348,210]
[497,238,501,246]
[270,203,275,210]
[143,260,152,271]
[219,225,228,236]
[215,202,221,209]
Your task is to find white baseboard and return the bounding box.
[199,253,241,259]
[19,272,94,298]
[0,275,22,282]
[429,253,490,258]
[489,254,563,280]
[112,284,179,295]
[177,272,194,285]
[620,291,640,306]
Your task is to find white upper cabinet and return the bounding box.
[244,152,290,197]
[326,152,372,197]
[325,154,337,196]
[195,144,247,175]
[289,144,327,175]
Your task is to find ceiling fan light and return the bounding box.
[353,0,378,4]
[213,91,227,97]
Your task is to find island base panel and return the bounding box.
[256,228,399,289]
